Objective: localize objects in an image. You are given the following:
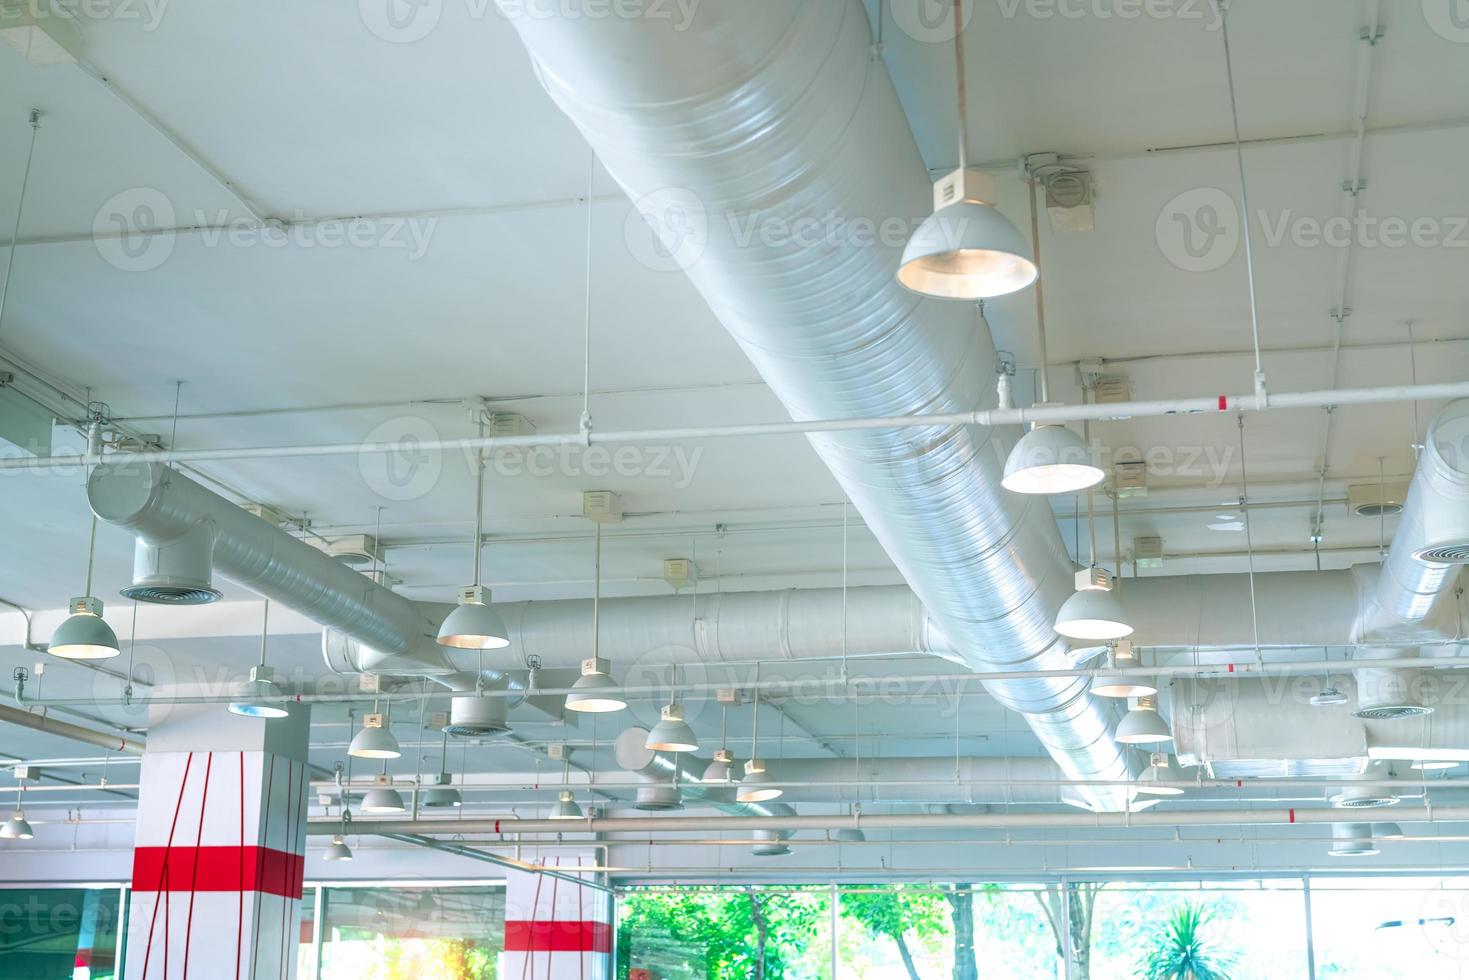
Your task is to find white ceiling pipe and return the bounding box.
[496,585,960,669]
[89,462,435,659]
[495,0,1130,811]
[1121,569,1415,650]
[1357,395,1469,640]
[8,380,1469,473]
[1173,674,1469,774]
[307,803,1469,837]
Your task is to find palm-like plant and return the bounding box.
[1141,903,1235,980]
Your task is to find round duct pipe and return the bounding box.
[1354,663,1432,720]
[1329,822,1380,857]
[444,695,509,738]
[121,520,221,605]
[634,783,684,811]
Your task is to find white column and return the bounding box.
[124,703,311,980]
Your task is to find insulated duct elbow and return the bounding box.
[1360,400,1469,639]
[89,461,434,657]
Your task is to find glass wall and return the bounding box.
[617,877,1469,978]
[618,885,832,979]
[0,885,124,980]
[1310,876,1469,978]
[313,883,506,979]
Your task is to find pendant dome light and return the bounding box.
[49,515,121,660]
[1135,752,1186,796]
[897,0,1036,300]
[1000,178,1103,497]
[549,751,583,819]
[646,665,698,753]
[437,414,510,650]
[702,707,737,784]
[1089,640,1156,699]
[324,769,354,860]
[1115,694,1172,746]
[229,599,290,718]
[1002,425,1104,496]
[566,523,626,713]
[361,771,406,814]
[737,670,782,803]
[550,789,584,821]
[421,731,462,808]
[0,781,32,840]
[1056,482,1133,641]
[349,702,401,760]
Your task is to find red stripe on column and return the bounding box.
[504,921,612,953]
[133,846,305,899]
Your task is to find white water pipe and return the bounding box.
[6,380,1469,473]
[307,804,1469,837]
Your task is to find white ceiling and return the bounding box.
[1,0,1468,806]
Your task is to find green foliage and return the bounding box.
[618,887,828,980]
[840,886,949,947]
[1141,903,1236,980]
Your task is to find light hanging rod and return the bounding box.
[8,380,1469,472]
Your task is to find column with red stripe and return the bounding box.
[124,702,312,980]
[501,853,612,980]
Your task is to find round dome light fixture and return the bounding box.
[565,657,627,714]
[1115,694,1172,746]
[1002,424,1105,496]
[645,704,699,753]
[436,586,510,650]
[49,597,121,660]
[736,760,783,803]
[550,789,584,821]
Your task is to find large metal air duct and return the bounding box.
[1359,400,1469,638]
[89,462,436,658]
[496,0,1130,808]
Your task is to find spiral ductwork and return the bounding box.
[496,0,1130,808]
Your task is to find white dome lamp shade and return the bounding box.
[229,600,290,718]
[361,774,406,814]
[899,199,1038,301]
[896,1,1036,301]
[550,790,584,821]
[323,835,353,861]
[49,596,121,660]
[737,672,781,802]
[565,658,627,714]
[0,782,33,841]
[437,588,510,650]
[1090,639,1157,699]
[0,812,33,840]
[1135,752,1186,796]
[565,524,627,714]
[1115,694,1172,746]
[1056,568,1134,643]
[422,773,462,809]
[646,666,698,753]
[645,704,699,754]
[702,748,737,785]
[348,709,401,760]
[736,760,783,804]
[1002,424,1105,496]
[436,415,511,650]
